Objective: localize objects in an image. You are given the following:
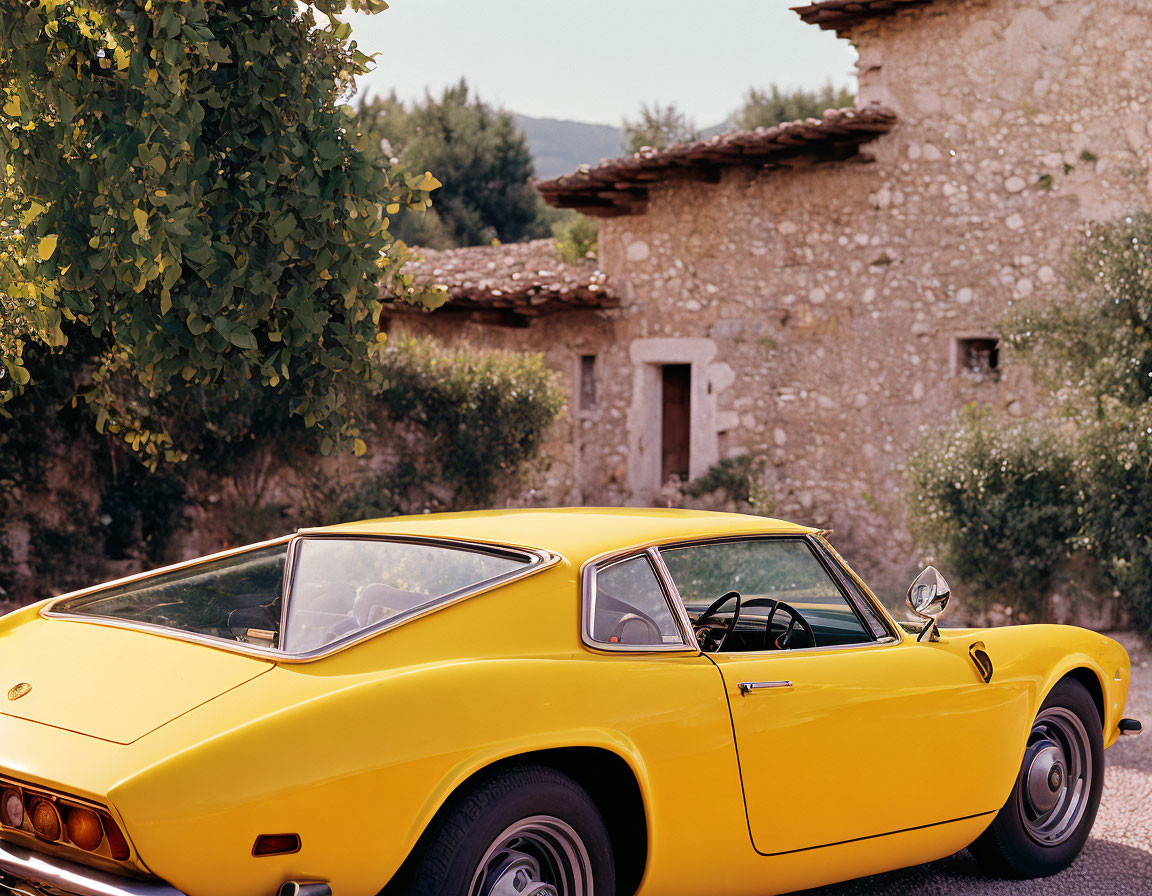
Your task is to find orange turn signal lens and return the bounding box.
[66,807,104,851]
[252,833,301,857]
[30,800,61,841]
[0,789,22,828]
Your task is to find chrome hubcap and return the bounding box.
[470,816,592,896]
[1018,706,1092,845]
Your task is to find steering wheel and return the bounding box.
[609,612,663,646]
[693,590,742,652]
[763,600,817,650]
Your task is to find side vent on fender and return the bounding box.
[969,641,994,683]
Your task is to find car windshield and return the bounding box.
[52,536,534,655]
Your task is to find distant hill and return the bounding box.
[515,113,734,180]
[514,114,624,180]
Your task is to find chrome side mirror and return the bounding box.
[907,566,950,642]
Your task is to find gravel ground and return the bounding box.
[796,632,1152,896]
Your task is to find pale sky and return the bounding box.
[346,1,857,127]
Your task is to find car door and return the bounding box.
[658,536,1029,856]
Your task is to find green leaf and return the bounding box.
[21,201,46,227]
[270,214,295,243]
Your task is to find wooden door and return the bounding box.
[661,364,691,483]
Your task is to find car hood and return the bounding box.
[0,614,273,745]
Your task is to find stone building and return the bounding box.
[387,0,1152,598]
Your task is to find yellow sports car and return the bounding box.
[0,509,1141,896]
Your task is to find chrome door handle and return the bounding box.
[738,680,794,695]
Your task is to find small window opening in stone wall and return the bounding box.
[579,354,597,411]
[954,337,1000,383]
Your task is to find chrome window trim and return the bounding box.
[799,533,881,641]
[43,534,560,664]
[579,547,697,654]
[648,546,699,648]
[810,533,904,641]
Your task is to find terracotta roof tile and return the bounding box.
[791,0,939,36]
[385,239,617,326]
[535,107,897,217]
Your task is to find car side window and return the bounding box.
[587,554,686,649]
[659,538,874,651]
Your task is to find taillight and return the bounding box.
[0,789,22,828]
[100,812,131,860]
[0,774,131,861]
[66,807,103,851]
[30,800,62,841]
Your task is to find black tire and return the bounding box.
[400,766,615,896]
[969,677,1104,878]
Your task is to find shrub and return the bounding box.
[906,407,1080,620]
[375,337,565,507]
[554,214,599,263]
[1076,408,1152,638]
[684,455,775,516]
[1003,214,1152,636]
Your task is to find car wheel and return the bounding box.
[969,677,1104,878]
[402,766,615,896]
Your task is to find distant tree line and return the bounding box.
[356,80,554,249]
[354,79,859,249]
[622,82,856,152]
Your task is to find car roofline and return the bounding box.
[302,507,819,562]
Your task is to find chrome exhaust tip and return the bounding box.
[277,882,331,896]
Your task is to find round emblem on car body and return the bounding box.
[7,683,31,701]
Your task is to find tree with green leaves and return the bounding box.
[622,102,698,153]
[909,214,1152,635]
[1007,214,1152,635]
[356,81,548,249]
[733,82,855,131]
[0,0,442,460]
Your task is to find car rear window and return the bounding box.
[281,537,531,653]
[52,537,536,655]
[52,541,290,648]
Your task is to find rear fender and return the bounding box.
[404,729,651,852]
